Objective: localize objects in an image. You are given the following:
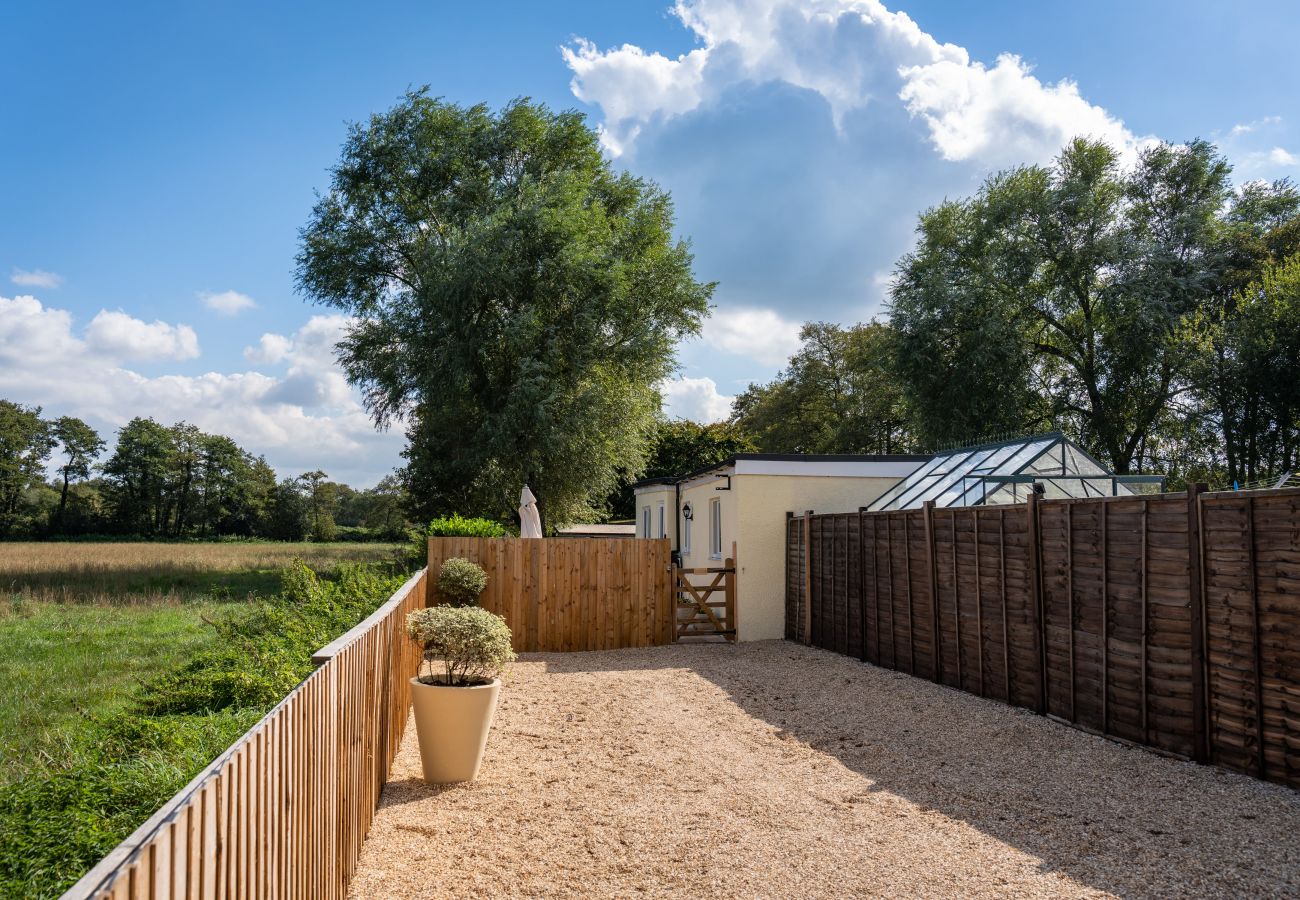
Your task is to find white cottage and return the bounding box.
[633,453,928,641]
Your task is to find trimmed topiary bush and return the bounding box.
[435,557,488,606]
[406,605,515,686]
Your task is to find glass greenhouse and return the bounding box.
[868,432,1165,511]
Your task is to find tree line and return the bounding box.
[0,402,407,540]
[732,139,1300,487]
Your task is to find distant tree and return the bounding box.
[265,477,309,541]
[890,138,1235,472]
[298,470,337,541]
[606,419,756,519]
[731,322,917,454]
[296,91,713,529]
[49,415,103,532]
[168,423,204,537]
[0,400,55,535]
[102,417,176,534]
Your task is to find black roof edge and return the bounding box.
[632,452,932,489]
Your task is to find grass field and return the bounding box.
[0,541,401,783]
[0,541,401,604]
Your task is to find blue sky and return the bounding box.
[3,0,1298,486]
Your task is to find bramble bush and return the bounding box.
[0,560,405,899]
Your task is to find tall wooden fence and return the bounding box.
[63,569,428,900]
[428,537,675,651]
[786,486,1300,788]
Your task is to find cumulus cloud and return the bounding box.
[243,332,294,365]
[0,295,402,486]
[85,310,200,361]
[200,289,257,316]
[1231,116,1282,136]
[11,268,63,289]
[660,375,735,422]
[565,0,1142,166]
[1268,147,1299,166]
[701,306,803,366]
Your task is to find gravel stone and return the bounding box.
[349,641,1300,899]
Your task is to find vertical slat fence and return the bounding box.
[425,537,675,651]
[63,568,429,900]
[787,485,1300,789]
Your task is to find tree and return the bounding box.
[731,322,917,454]
[890,138,1234,472]
[49,416,104,532]
[296,92,713,529]
[102,417,176,534]
[606,419,756,519]
[264,478,309,541]
[298,470,337,541]
[0,400,54,535]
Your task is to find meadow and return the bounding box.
[0,541,400,783]
[0,541,401,604]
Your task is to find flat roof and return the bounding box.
[633,452,930,488]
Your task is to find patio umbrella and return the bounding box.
[519,485,543,538]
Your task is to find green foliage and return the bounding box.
[296,91,713,530]
[435,557,488,606]
[0,560,405,897]
[405,514,508,566]
[407,605,515,686]
[606,419,756,519]
[731,322,916,455]
[0,400,55,536]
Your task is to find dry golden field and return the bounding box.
[0,541,401,604]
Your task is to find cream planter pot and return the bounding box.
[409,677,501,783]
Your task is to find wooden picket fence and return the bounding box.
[427,537,676,651]
[62,568,428,900]
[786,486,1300,788]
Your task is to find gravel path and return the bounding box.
[350,642,1300,899]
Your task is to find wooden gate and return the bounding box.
[675,543,737,642]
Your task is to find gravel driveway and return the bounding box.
[350,641,1300,898]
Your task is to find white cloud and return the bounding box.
[701,306,803,366]
[1268,147,1299,166]
[1231,116,1282,136]
[244,332,294,365]
[564,0,1143,166]
[0,295,402,486]
[11,268,63,289]
[199,289,257,316]
[85,310,200,361]
[660,376,735,422]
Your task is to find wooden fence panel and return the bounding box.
[787,486,1300,789]
[65,568,429,900]
[426,537,674,652]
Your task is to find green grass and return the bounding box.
[0,599,234,783]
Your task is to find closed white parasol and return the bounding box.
[519,485,543,538]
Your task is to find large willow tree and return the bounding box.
[297,92,713,528]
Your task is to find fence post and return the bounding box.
[1186,481,1209,764]
[803,510,814,645]
[1027,484,1047,714]
[923,500,941,684]
[858,507,868,663]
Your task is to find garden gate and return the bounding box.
[674,543,737,641]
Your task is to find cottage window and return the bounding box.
[709,497,722,558]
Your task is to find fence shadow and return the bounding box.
[538,641,1300,898]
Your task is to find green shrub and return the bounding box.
[406,605,515,686]
[405,514,508,566]
[435,557,488,606]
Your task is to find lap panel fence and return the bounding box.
[786,486,1300,788]
[63,568,429,900]
[427,537,675,651]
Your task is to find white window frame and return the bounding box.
[657,501,666,538]
[709,497,722,559]
[682,512,692,555]
[642,506,651,539]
